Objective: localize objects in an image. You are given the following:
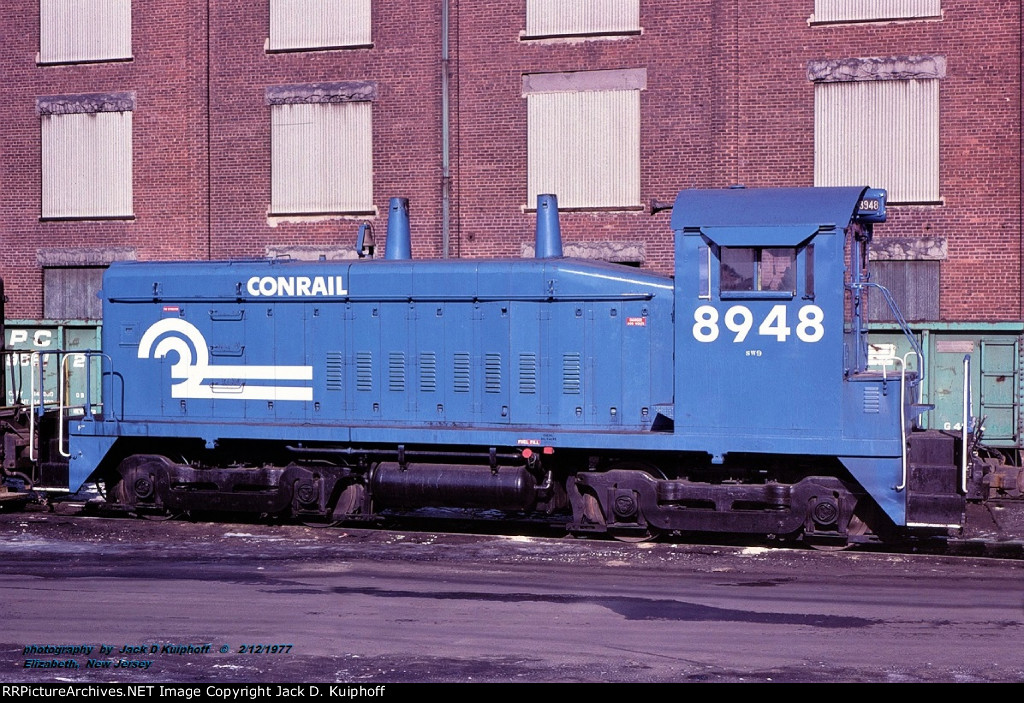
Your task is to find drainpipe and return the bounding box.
[206,0,212,259]
[441,0,451,258]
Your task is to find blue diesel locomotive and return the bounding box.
[4,187,1017,546]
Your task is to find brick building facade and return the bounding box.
[0,1,1020,324]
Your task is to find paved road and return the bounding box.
[1,510,1022,683]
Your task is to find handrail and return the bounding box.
[58,354,72,458]
[890,354,906,491]
[19,349,112,463]
[894,350,923,493]
[79,350,119,423]
[28,352,38,462]
[849,280,925,385]
[962,355,971,493]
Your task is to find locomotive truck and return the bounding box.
[2,187,1020,547]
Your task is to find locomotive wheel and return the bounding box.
[300,517,341,528]
[139,508,180,522]
[804,513,870,551]
[109,455,179,521]
[604,461,666,543]
[300,482,366,527]
[805,535,852,551]
[610,526,661,543]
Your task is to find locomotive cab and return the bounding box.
[670,186,962,532]
[672,187,850,450]
[673,187,890,449]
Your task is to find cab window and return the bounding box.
[721,247,796,294]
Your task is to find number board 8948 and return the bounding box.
[691,303,825,344]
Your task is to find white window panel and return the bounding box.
[526,0,639,37]
[269,0,372,51]
[39,0,131,64]
[813,0,940,23]
[42,111,133,219]
[528,89,640,210]
[271,102,374,215]
[814,79,939,204]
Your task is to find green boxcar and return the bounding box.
[867,322,1022,452]
[3,321,103,415]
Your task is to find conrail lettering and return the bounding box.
[246,275,348,297]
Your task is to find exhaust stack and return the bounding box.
[534,194,563,259]
[384,197,412,260]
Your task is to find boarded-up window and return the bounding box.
[525,0,640,38]
[813,0,941,23]
[270,101,374,215]
[525,70,644,210]
[39,0,131,64]
[814,78,939,204]
[269,0,372,51]
[867,260,940,322]
[40,102,134,219]
[43,267,104,320]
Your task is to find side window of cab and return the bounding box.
[721,247,797,294]
[700,245,813,300]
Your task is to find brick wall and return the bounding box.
[0,1,209,317]
[0,1,1019,321]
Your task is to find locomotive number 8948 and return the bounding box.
[2,186,1021,548]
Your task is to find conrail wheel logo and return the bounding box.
[137,319,313,401]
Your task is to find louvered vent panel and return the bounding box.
[563,353,582,394]
[519,353,537,394]
[388,352,406,392]
[485,354,502,394]
[326,351,344,391]
[420,352,437,393]
[356,351,373,392]
[453,353,471,393]
[863,386,881,414]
